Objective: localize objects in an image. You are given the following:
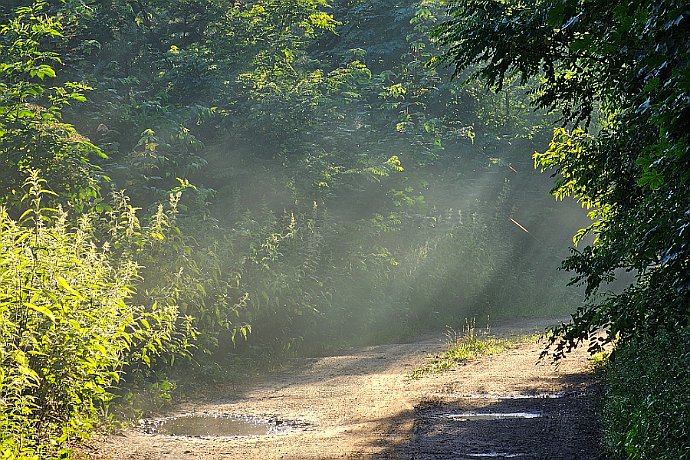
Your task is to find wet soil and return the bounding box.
[81,320,605,459]
[145,415,296,437]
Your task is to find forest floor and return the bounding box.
[80,319,605,459]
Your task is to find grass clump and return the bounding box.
[411,320,531,379]
[603,327,690,459]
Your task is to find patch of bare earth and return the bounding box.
[81,321,604,459]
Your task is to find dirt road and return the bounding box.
[82,321,604,459]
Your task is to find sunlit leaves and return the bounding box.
[0,175,195,458]
[533,127,597,206]
[28,63,54,79]
[0,2,103,209]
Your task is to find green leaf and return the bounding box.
[31,64,57,80]
[56,276,85,300]
[638,169,664,190]
[25,302,56,322]
[16,109,36,119]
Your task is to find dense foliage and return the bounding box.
[435,0,689,458]
[0,3,104,209]
[0,0,574,352]
[1,0,584,457]
[603,327,690,459]
[0,173,194,458]
[434,0,690,354]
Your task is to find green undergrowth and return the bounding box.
[411,321,536,379]
[0,174,194,459]
[602,327,690,459]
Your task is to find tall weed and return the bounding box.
[0,173,193,458]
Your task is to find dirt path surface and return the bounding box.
[83,321,604,459]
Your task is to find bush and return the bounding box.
[0,174,192,459]
[603,328,690,459]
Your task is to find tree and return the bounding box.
[432,0,690,357]
[0,1,105,211]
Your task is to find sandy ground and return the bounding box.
[80,320,605,459]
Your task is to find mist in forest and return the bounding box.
[188,130,590,354]
[5,0,688,457]
[0,0,593,360]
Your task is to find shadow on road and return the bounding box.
[370,372,606,460]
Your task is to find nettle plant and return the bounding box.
[0,172,194,459]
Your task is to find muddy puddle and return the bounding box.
[465,393,564,400]
[140,414,303,438]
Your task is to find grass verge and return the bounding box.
[411,321,536,379]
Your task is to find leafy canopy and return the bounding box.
[433,0,690,356]
[0,1,105,209]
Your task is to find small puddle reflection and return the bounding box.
[467,393,564,400]
[438,393,564,400]
[158,415,269,437]
[439,412,541,421]
[465,453,525,458]
[143,414,298,437]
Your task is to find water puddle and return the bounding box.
[467,393,564,400]
[141,414,301,438]
[437,412,542,421]
[438,393,564,400]
[465,453,525,458]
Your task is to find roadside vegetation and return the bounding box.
[435,0,690,457]
[410,321,535,379]
[603,328,690,459]
[1,0,687,458]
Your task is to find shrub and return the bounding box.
[0,173,192,459]
[603,328,690,459]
